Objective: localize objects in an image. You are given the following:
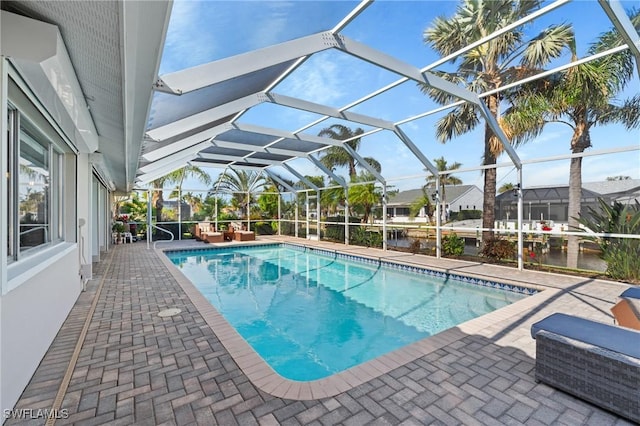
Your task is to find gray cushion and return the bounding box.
[531,313,640,359]
[621,287,640,300]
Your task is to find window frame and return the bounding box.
[7,102,66,261]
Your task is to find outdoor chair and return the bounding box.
[196,222,223,243]
[611,298,640,331]
[620,287,640,300]
[531,313,640,423]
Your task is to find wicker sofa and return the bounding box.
[195,222,223,243]
[531,313,640,423]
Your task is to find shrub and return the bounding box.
[350,227,383,248]
[442,232,464,256]
[409,239,421,254]
[576,199,640,282]
[254,221,275,235]
[323,216,361,242]
[481,237,516,261]
[449,210,482,221]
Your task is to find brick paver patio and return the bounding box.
[8,237,636,425]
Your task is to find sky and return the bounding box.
[154,0,640,194]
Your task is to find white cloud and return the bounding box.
[160,2,222,74]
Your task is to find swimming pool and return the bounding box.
[166,244,531,381]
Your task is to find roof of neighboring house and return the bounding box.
[388,185,478,206]
[496,186,603,203]
[583,179,640,197]
[495,179,640,204]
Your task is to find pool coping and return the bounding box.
[157,240,558,400]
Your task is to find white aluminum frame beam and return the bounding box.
[341,142,386,184]
[142,140,212,168]
[598,0,640,76]
[307,155,347,188]
[232,123,342,147]
[333,34,522,169]
[139,146,203,175]
[156,32,341,94]
[282,163,319,191]
[264,169,298,194]
[333,35,479,105]
[393,126,439,176]
[136,158,192,184]
[211,139,308,157]
[262,92,395,130]
[197,152,283,166]
[143,127,224,162]
[146,94,261,141]
[190,161,266,171]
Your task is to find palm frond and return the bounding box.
[435,103,480,142]
[520,24,574,68]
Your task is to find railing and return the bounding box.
[149,224,174,250]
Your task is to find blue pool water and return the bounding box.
[166,245,529,381]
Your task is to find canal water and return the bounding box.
[387,237,607,272]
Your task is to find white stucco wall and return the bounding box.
[0,246,80,412]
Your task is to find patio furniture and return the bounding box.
[531,313,640,423]
[611,298,640,330]
[233,230,255,241]
[203,232,224,243]
[620,287,640,300]
[196,222,223,243]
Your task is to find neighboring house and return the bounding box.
[583,179,640,206]
[163,200,192,220]
[495,179,640,224]
[387,185,483,222]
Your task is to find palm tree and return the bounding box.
[422,0,573,243]
[409,187,434,222]
[426,157,462,222]
[213,169,266,217]
[151,165,212,222]
[321,179,347,216]
[348,172,383,224]
[498,183,515,194]
[318,124,381,181]
[503,12,640,268]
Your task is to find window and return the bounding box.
[7,105,65,260]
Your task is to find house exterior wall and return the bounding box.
[1,246,80,411]
[0,40,106,413]
[449,187,483,213]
